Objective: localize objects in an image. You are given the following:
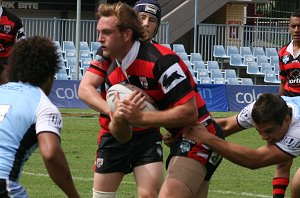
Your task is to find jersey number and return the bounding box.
[0,105,11,122]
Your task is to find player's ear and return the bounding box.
[123,29,133,42]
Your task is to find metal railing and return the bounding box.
[197,23,291,61]
[21,17,169,46]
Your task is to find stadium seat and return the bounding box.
[243,55,255,66]
[79,41,90,51]
[196,69,209,82]
[270,56,279,67]
[79,50,92,59]
[55,73,69,80]
[224,69,238,82]
[210,69,223,81]
[178,52,189,61]
[241,78,254,85]
[207,61,220,73]
[66,57,77,69]
[226,46,239,57]
[193,61,206,73]
[227,78,240,85]
[264,70,280,84]
[64,49,76,58]
[63,40,75,52]
[81,57,92,68]
[184,60,192,70]
[213,45,229,59]
[260,63,272,74]
[90,41,101,54]
[265,47,278,59]
[53,41,62,53]
[229,54,247,67]
[190,53,203,63]
[161,44,171,49]
[198,77,212,84]
[213,77,226,84]
[240,46,252,58]
[172,44,186,53]
[252,47,265,58]
[247,62,263,75]
[256,55,269,66]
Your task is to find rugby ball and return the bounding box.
[106,84,157,112]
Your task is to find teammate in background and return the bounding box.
[133,0,161,42]
[275,9,300,198]
[183,93,300,198]
[79,2,223,198]
[0,0,25,84]
[0,36,80,198]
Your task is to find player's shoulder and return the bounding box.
[2,7,22,22]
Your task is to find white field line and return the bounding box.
[23,171,276,197]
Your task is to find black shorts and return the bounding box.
[94,131,163,174]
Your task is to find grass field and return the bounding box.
[20,109,299,198]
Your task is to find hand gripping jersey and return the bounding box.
[237,96,300,157]
[0,82,62,181]
[278,42,300,96]
[0,7,25,58]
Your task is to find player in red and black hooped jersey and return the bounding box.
[78,3,223,198]
[0,6,25,58]
[0,5,25,84]
[276,9,300,198]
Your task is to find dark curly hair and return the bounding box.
[8,36,60,86]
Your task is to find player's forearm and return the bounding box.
[43,148,80,198]
[200,135,264,169]
[109,116,132,143]
[78,86,110,115]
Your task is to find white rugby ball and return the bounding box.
[106,84,157,112]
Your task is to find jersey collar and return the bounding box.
[287,40,300,59]
[116,40,140,71]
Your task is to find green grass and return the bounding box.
[20,109,299,197]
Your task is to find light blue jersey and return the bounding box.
[237,96,300,157]
[0,82,62,197]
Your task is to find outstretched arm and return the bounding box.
[183,124,292,169]
[214,114,244,137]
[38,132,80,198]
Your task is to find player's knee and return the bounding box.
[92,189,116,198]
[137,188,157,198]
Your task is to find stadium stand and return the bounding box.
[90,42,101,53]
[260,63,272,74]
[247,62,263,84]
[252,47,265,58]
[226,46,239,57]
[227,78,240,85]
[241,78,254,85]
[79,50,92,59]
[240,46,252,58]
[210,69,224,83]
[172,44,186,53]
[64,49,76,58]
[80,41,90,51]
[213,77,226,84]
[256,55,269,66]
[207,61,220,73]
[198,77,212,84]
[213,45,229,59]
[178,52,189,61]
[265,47,278,59]
[193,61,206,73]
[62,40,76,52]
[224,69,238,82]
[270,55,279,67]
[264,70,280,84]
[190,53,203,63]
[196,69,209,81]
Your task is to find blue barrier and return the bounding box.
[49,80,279,112]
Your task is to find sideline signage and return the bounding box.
[49,80,280,112]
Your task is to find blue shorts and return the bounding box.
[94,130,163,174]
[0,179,28,198]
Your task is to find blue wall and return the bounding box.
[49,80,279,112]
